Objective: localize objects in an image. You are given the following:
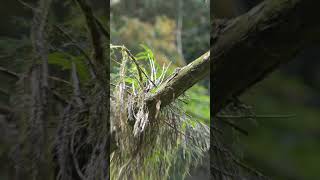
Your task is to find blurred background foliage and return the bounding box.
[239,58,320,179]
[110,0,210,66]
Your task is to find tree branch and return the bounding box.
[0,66,19,80]
[145,0,320,118]
[145,51,210,119]
[212,0,320,115]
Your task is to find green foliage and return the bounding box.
[110,44,209,180]
[48,52,90,81]
[184,84,210,125]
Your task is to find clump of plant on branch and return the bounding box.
[110,44,209,180]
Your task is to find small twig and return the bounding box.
[0,66,20,79]
[162,119,194,140]
[216,114,295,119]
[217,118,248,136]
[49,76,72,86]
[94,17,109,38]
[124,48,157,88]
[17,0,39,12]
[50,89,69,105]
[232,158,266,178]
[114,46,153,85]
[124,49,144,85]
[111,58,122,66]
[185,111,223,135]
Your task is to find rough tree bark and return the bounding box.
[146,0,320,118]
[211,0,320,115]
[146,51,210,119]
[28,0,52,178]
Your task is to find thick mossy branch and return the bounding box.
[145,0,320,117]
[145,51,210,118]
[211,0,320,115]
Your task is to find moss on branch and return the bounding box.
[145,51,210,119]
